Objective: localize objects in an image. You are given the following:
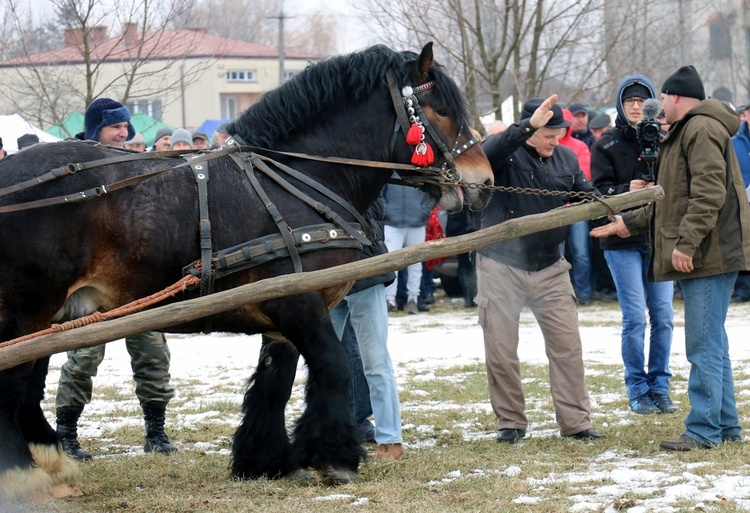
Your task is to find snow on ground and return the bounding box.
[43,299,750,511]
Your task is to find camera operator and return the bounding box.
[590,75,676,416]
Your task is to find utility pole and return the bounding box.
[268,1,293,86]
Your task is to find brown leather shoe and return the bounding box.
[375,443,404,460]
[659,434,711,452]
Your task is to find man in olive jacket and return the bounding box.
[592,65,750,450]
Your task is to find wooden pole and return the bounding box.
[0,187,661,370]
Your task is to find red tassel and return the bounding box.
[406,123,423,145]
[411,142,435,167]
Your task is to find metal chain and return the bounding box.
[403,172,605,203]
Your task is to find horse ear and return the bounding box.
[417,42,434,78]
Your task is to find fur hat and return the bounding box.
[84,98,136,142]
[17,133,40,149]
[661,65,705,100]
[170,128,193,148]
[521,98,570,129]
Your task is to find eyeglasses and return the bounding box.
[623,97,646,106]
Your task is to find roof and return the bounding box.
[0,28,318,67]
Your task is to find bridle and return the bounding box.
[386,69,480,182]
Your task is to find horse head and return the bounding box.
[390,42,494,213]
[228,43,493,215]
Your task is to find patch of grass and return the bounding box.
[14,297,750,512]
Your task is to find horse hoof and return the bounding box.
[286,468,316,482]
[52,482,83,498]
[322,467,357,484]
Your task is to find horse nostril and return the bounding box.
[484,178,493,186]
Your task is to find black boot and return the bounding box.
[56,406,93,461]
[143,402,178,454]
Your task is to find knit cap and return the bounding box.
[170,128,193,148]
[661,65,705,100]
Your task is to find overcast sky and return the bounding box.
[288,0,377,53]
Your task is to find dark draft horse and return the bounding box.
[0,43,493,501]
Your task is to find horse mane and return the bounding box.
[229,44,469,148]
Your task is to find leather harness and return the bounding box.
[0,69,481,308]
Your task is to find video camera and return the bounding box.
[635,98,662,182]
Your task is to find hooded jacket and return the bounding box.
[478,118,598,272]
[561,109,591,179]
[623,98,750,281]
[590,74,656,251]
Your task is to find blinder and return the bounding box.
[385,69,480,182]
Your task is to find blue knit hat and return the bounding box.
[84,98,135,142]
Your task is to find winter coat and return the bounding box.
[731,121,750,187]
[623,98,750,281]
[561,109,591,179]
[382,182,436,228]
[350,193,396,294]
[573,127,596,148]
[478,118,599,272]
[590,74,658,251]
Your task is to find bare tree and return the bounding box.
[170,0,279,45]
[170,0,339,56]
[0,0,215,132]
[360,0,711,129]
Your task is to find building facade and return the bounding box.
[0,24,318,131]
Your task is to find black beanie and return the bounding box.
[621,83,652,101]
[661,65,705,100]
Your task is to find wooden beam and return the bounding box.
[0,187,662,370]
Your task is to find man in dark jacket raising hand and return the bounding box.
[476,94,605,445]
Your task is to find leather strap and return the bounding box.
[188,158,214,297]
[232,152,304,273]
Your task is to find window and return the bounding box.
[283,70,297,82]
[226,70,257,82]
[221,96,237,119]
[125,99,163,120]
[709,15,732,60]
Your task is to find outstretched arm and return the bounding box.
[589,215,631,238]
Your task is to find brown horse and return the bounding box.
[0,43,493,501]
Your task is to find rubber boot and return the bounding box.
[56,406,93,461]
[143,402,178,454]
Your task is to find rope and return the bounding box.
[0,274,201,349]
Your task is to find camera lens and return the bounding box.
[642,123,660,141]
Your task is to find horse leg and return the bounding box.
[273,297,365,482]
[231,333,300,480]
[19,357,81,499]
[0,363,55,503]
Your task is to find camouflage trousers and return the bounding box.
[56,331,175,409]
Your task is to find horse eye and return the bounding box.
[435,108,449,117]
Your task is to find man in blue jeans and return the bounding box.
[331,194,403,460]
[593,65,750,450]
[591,75,675,415]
